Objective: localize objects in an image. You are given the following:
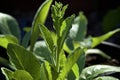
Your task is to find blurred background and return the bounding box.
[0,0,120,38]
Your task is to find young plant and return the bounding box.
[0,0,120,80]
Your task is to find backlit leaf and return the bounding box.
[30,0,52,51]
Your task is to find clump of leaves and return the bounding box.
[0,0,120,80]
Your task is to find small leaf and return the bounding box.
[13,70,33,80]
[30,0,53,51]
[39,24,54,53]
[70,12,87,41]
[57,48,84,80]
[0,35,18,48]
[58,15,75,52]
[94,76,119,80]
[7,43,41,80]
[80,65,120,80]
[1,67,14,80]
[92,28,120,48]
[0,13,21,41]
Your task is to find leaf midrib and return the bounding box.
[12,49,25,70]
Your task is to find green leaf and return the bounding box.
[69,12,87,41]
[0,13,21,41]
[40,61,52,80]
[39,24,54,53]
[86,49,111,59]
[7,43,41,80]
[0,35,18,48]
[79,65,120,80]
[1,67,14,80]
[67,64,79,79]
[30,0,52,51]
[57,48,84,80]
[92,28,120,48]
[13,70,33,80]
[34,41,51,63]
[94,76,119,80]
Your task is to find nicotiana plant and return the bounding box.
[0,0,120,80]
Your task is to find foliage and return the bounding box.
[0,0,120,80]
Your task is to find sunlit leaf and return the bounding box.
[30,0,53,51]
[57,15,75,52]
[92,29,120,48]
[40,61,52,80]
[39,24,54,53]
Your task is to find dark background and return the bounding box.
[0,0,120,36]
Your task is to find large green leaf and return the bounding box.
[0,13,21,41]
[40,61,52,80]
[94,76,119,80]
[1,67,14,80]
[0,35,18,48]
[39,24,54,53]
[30,0,52,51]
[69,12,87,41]
[57,48,83,80]
[92,29,120,48]
[79,65,120,80]
[7,43,41,80]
